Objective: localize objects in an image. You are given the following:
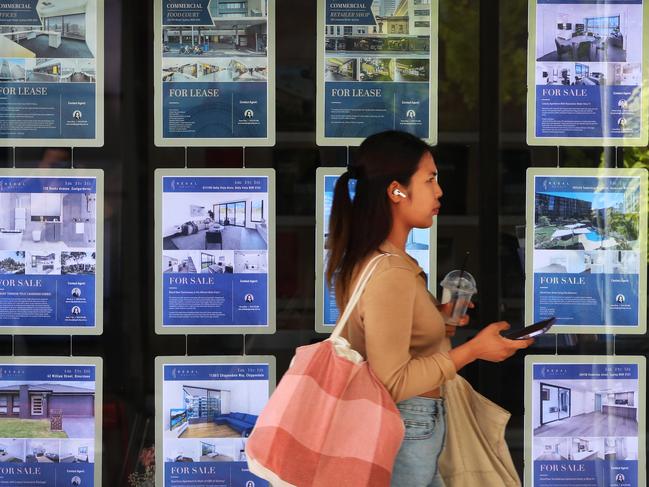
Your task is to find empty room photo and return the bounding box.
[532,378,639,438]
[0,0,98,59]
[535,3,642,63]
[163,379,268,440]
[162,193,269,251]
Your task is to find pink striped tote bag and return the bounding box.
[246,254,404,486]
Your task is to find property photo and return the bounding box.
[0,0,98,59]
[395,59,429,82]
[533,249,639,274]
[61,251,96,275]
[533,437,570,461]
[0,251,25,274]
[162,20,267,57]
[535,3,642,63]
[163,251,198,274]
[0,382,95,439]
[199,251,234,274]
[164,438,199,463]
[25,59,62,82]
[534,188,640,251]
[162,192,269,252]
[60,59,96,82]
[325,0,431,55]
[163,379,268,440]
[0,58,25,82]
[359,57,394,81]
[0,439,25,463]
[325,58,357,81]
[230,58,267,81]
[26,251,60,275]
[208,0,267,19]
[233,251,267,274]
[59,439,94,463]
[535,62,608,86]
[25,439,60,463]
[532,378,639,438]
[0,191,97,251]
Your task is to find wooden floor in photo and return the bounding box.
[179,423,240,438]
[534,412,637,437]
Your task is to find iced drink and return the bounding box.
[440,270,477,325]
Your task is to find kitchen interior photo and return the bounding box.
[533,380,639,437]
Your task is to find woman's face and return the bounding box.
[399,151,443,228]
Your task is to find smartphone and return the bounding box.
[502,317,556,340]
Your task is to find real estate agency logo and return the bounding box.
[540,366,569,378]
[170,367,200,379]
[0,367,23,379]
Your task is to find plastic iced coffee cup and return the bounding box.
[440,270,477,325]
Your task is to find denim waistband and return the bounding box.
[396,395,445,415]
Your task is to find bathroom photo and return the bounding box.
[0,191,97,251]
[603,437,638,461]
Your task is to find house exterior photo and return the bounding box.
[0,384,94,420]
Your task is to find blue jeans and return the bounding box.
[390,396,446,487]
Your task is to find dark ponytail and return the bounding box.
[325,130,432,306]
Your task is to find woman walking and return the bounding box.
[326,130,532,487]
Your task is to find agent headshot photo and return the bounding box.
[71,306,82,316]
[244,293,254,303]
[72,288,82,298]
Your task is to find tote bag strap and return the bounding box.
[330,253,392,340]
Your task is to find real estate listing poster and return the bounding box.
[527,0,649,146]
[154,0,275,146]
[0,0,104,147]
[0,356,103,487]
[525,355,646,487]
[155,169,275,334]
[314,167,437,332]
[525,168,647,334]
[316,0,438,146]
[155,356,275,487]
[0,169,104,335]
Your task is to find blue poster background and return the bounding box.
[324,82,429,138]
[0,84,96,140]
[161,176,270,328]
[532,175,641,328]
[0,364,96,486]
[162,83,268,139]
[0,177,97,328]
[532,363,640,486]
[163,364,269,487]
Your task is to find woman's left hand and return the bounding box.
[437,301,475,337]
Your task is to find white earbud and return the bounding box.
[392,188,407,199]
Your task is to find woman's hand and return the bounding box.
[469,321,533,362]
[437,301,474,337]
